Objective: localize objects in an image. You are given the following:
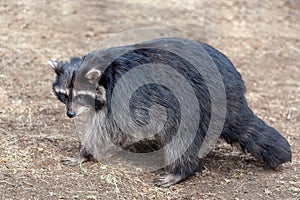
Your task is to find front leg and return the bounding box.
[61,147,94,166]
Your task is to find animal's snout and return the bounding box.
[66,110,76,118]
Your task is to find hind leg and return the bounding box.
[153,166,202,187]
[153,143,201,187]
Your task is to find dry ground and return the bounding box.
[0,0,299,199]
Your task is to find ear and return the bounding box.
[48,58,62,74]
[85,68,101,84]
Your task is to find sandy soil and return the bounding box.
[0,0,299,199]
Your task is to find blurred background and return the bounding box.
[0,0,299,199]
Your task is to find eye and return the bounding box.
[76,94,95,106]
[77,94,85,101]
[76,94,88,105]
[58,93,68,103]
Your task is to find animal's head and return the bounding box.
[49,57,106,118]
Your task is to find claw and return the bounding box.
[153,174,183,187]
[61,156,87,166]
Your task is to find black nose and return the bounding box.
[66,110,76,118]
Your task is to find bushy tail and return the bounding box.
[239,115,291,168]
[222,107,291,168]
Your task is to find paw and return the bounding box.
[61,157,83,166]
[153,174,183,187]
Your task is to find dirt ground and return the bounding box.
[0,0,299,199]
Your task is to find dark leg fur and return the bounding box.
[61,147,94,166]
[154,140,202,187]
[153,158,201,187]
